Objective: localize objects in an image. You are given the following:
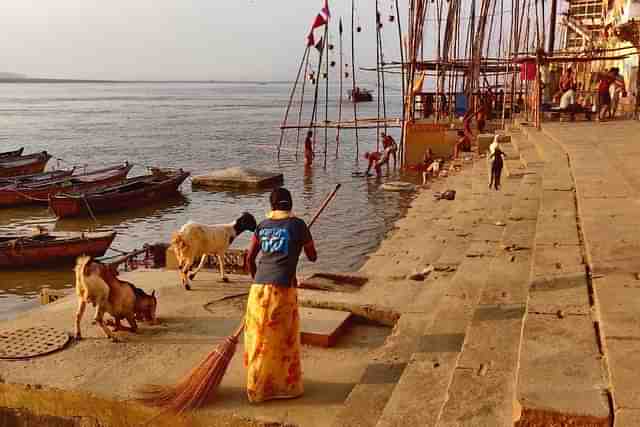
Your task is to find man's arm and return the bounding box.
[245,235,260,278]
[303,240,317,262]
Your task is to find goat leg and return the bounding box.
[217,255,229,282]
[188,254,207,281]
[74,300,87,340]
[95,308,120,342]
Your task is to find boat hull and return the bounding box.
[0,152,51,178]
[50,170,190,218]
[0,231,116,268]
[0,164,132,207]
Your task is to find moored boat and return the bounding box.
[50,168,190,218]
[0,151,52,178]
[0,147,24,159]
[0,168,75,188]
[0,162,132,207]
[0,228,116,268]
[348,87,373,103]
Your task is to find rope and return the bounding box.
[3,188,49,203]
[82,195,99,224]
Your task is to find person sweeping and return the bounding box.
[137,185,339,414]
[243,187,317,402]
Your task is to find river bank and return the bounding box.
[0,82,410,319]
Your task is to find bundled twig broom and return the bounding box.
[137,184,341,413]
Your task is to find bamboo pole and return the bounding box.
[309,30,328,153]
[336,18,344,158]
[375,4,382,151]
[351,0,360,160]
[295,52,311,159]
[395,0,406,167]
[324,21,330,169]
[277,46,310,160]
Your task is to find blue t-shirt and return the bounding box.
[254,217,312,287]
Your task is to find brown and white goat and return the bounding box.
[74,255,157,341]
[171,212,257,289]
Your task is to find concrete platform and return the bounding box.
[192,167,284,190]
[0,270,389,427]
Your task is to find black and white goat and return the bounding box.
[171,212,257,289]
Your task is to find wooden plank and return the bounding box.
[299,307,351,348]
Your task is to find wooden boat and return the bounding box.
[0,163,132,207]
[0,151,52,178]
[0,148,24,159]
[50,168,190,218]
[0,228,115,268]
[348,88,373,103]
[0,168,75,188]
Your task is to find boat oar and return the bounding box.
[136,183,341,414]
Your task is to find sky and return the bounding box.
[1,0,561,81]
[1,0,394,81]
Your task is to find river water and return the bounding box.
[0,82,414,319]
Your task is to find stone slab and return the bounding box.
[517,314,609,419]
[533,243,584,277]
[535,214,580,246]
[191,167,284,190]
[528,273,590,316]
[300,307,352,348]
[605,339,640,409]
[376,352,459,427]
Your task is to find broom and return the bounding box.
[137,183,341,413]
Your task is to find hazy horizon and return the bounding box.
[2,1,394,82]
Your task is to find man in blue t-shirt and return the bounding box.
[246,188,317,286]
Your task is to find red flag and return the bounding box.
[321,0,331,20]
[311,13,327,30]
[307,32,315,47]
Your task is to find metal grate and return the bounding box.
[0,326,70,360]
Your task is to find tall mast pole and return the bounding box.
[324,23,330,168]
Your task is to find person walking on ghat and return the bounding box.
[244,187,317,403]
[304,131,315,167]
[489,136,505,191]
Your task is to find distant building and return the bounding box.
[563,0,606,50]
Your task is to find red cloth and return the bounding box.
[598,77,612,94]
[520,62,536,81]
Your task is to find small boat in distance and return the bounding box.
[0,147,24,159]
[0,151,51,177]
[349,87,373,103]
[50,168,190,218]
[0,228,115,268]
[0,162,132,207]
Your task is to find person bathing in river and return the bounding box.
[489,136,505,191]
[364,151,382,177]
[244,187,317,403]
[377,132,398,172]
[304,131,314,167]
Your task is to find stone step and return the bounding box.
[331,165,483,427]
[509,131,544,168]
[374,167,523,427]
[435,173,541,426]
[514,131,612,426]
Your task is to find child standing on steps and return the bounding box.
[489,135,505,191]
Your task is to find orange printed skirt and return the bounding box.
[243,284,303,403]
